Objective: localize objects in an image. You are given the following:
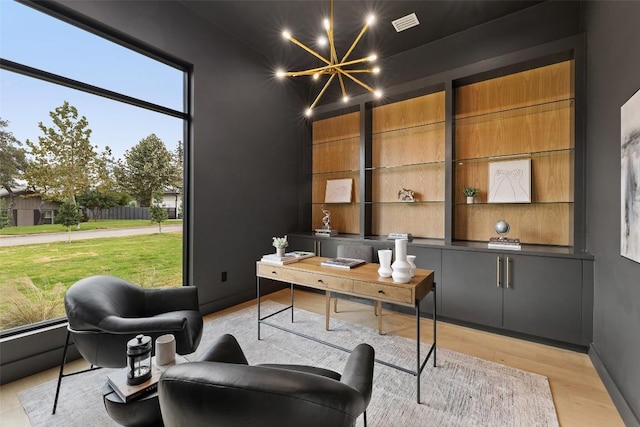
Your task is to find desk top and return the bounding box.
[257,257,435,305]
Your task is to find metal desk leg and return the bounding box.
[416,304,421,403]
[257,277,261,340]
[325,290,331,330]
[290,283,294,322]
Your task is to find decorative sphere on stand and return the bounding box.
[495,220,510,238]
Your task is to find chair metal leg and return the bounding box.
[363,410,368,427]
[52,329,71,415]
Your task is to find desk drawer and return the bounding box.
[314,274,353,293]
[353,280,413,305]
[257,264,316,286]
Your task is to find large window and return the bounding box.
[0,1,189,333]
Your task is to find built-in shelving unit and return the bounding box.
[371,92,446,239]
[453,60,575,245]
[311,111,360,234]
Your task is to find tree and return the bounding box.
[115,134,174,207]
[23,102,110,204]
[149,191,168,232]
[76,188,120,220]
[56,198,82,242]
[0,118,28,192]
[0,199,12,229]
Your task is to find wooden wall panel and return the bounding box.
[372,203,445,238]
[373,92,445,132]
[455,61,574,118]
[312,137,359,174]
[312,111,360,144]
[454,203,572,245]
[454,151,573,204]
[373,123,445,167]
[373,164,445,202]
[455,101,574,159]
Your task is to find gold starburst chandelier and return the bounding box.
[276,0,382,116]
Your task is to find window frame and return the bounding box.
[0,1,192,338]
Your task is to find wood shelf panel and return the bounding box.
[455,101,574,159]
[373,91,445,132]
[312,171,360,204]
[312,111,360,144]
[454,151,573,204]
[312,204,359,234]
[455,61,574,119]
[454,203,573,245]
[373,123,445,167]
[312,138,360,174]
[372,203,445,239]
[373,163,445,202]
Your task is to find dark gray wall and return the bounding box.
[584,2,640,425]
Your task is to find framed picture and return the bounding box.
[324,178,353,203]
[621,88,640,263]
[488,158,531,203]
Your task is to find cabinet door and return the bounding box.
[503,255,582,343]
[441,250,503,328]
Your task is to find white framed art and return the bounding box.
[488,158,531,203]
[621,88,640,263]
[324,178,353,203]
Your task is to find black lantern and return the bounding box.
[126,334,152,385]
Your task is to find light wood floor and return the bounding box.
[0,289,623,426]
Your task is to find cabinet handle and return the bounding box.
[317,279,323,283]
[378,290,385,294]
[496,256,501,287]
[271,271,277,275]
[506,257,511,289]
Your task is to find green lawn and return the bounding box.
[0,219,182,235]
[0,232,182,330]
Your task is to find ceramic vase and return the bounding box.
[406,255,417,277]
[276,247,285,257]
[377,249,393,278]
[391,239,412,284]
[466,196,475,204]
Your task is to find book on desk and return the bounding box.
[260,251,315,265]
[320,257,366,269]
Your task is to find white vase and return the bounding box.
[406,255,416,277]
[276,247,285,257]
[377,249,393,278]
[391,239,411,284]
[466,196,475,204]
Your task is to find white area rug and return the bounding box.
[20,301,559,426]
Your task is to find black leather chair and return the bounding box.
[52,275,203,414]
[159,334,375,427]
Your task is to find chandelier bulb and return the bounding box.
[368,54,377,62]
[373,67,380,74]
[313,73,320,80]
[323,18,330,30]
[305,108,313,117]
[374,90,383,98]
[282,30,291,40]
[276,69,286,78]
[343,95,350,103]
[318,36,328,46]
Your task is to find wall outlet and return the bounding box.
[221,271,227,282]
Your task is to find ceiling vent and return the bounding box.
[391,13,420,33]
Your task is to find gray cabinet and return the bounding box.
[442,249,584,345]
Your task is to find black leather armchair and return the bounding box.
[159,334,375,427]
[52,275,203,414]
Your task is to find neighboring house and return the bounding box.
[162,187,182,219]
[0,186,60,226]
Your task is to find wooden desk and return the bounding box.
[256,257,436,403]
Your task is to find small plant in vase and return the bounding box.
[463,187,479,204]
[272,235,288,257]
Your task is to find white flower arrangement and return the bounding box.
[272,235,289,249]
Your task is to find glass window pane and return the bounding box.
[0,1,184,111]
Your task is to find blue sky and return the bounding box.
[0,0,184,160]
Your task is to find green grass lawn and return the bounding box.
[0,232,182,330]
[0,219,182,235]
